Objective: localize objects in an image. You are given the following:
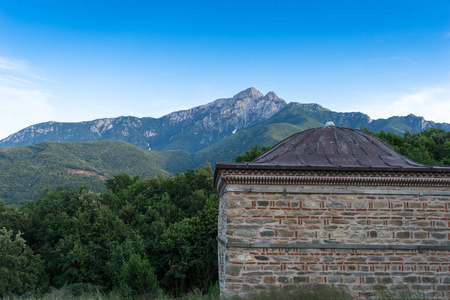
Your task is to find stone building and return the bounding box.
[214,125,450,298]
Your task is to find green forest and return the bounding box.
[0,165,218,298]
[1,128,449,298]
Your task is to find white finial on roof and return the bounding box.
[325,121,335,127]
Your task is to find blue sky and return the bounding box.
[0,0,449,139]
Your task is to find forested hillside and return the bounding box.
[0,141,195,205]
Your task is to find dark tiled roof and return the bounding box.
[215,127,450,172]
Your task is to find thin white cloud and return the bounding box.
[0,75,34,85]
[0,57,29,73]
[0,56,55,139]
[360,85,450,123]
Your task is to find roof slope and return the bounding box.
[216,126,450,172]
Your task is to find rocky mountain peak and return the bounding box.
[232,87,264,100]
[263,91,279,101]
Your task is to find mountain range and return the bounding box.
[2,87,449,151]
[1,87,449,204]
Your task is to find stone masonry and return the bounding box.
[216,171,450,298]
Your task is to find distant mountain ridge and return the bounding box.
[1,87,449,151]
[0,87,286,151]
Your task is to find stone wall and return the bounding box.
[218,184,450,298]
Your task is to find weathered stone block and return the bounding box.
[300,256,314,262]
[409,202,422,208]
[254,285,267,290]
[228,225,259,229]
[303,201,320,208]
[404,276,418,283]
[325,225,338,230]
[235,229,256,237]
[342,277,356,283]
[422,240,438,244]
[278,276,289,283]
[397,232,411,239]
[298,231,314,237]
[414,232,427,239]
[327,276,340,283]
[347,265,356,271]
[349,257,367,262]
[326,201,345,208]
[380,277,393,284]
[246,218,277,224]
[236,201,252,207]
[431,232,446,239]
[365,277,376,284]
[260,231,275,237]
[228,237,248,243]
[236,254,254,262]
[278,229,294,237]
[228,208,245,217]
[374,202,388,208]
[388,256,404,262]
[286,219,300,225]
[422,277,438,283]
[293,277,308,283]
[263,265,281,271]
[390,220,403,226]
[226,265,242,276]
[273,256,290,262]
[304,219,321,224]
[373,284,387,291]
[331,219,349,224]
[263,276,276,284]
[243,271,274,276]
[331,230,348,238]
[245,277,261,284]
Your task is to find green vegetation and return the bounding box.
[0,228,47,296]
[234,144,271,162]
[0,140,195,205]
[1,283,428,299]
[364,128,450,165]
[0,164,218,298]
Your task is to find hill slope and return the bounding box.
[0,141,194,205]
